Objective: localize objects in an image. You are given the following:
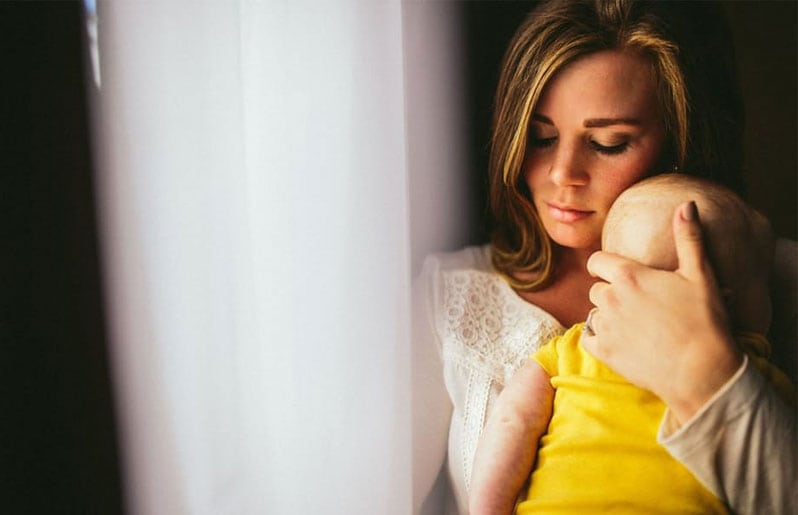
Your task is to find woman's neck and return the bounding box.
[552,244,595,278]
[514,244,598,328]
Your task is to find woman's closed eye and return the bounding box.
[590,139,629,155]
[529,135,557,148]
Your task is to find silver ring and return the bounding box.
[583,308,598,337]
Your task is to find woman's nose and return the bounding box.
[549,143,589,187]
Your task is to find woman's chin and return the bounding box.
[548,232,601,252]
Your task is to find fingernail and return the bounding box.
[681,201,698,222]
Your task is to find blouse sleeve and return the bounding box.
[658,356,797,514]
[412,255,455,514]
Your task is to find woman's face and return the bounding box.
[524,49,667,251]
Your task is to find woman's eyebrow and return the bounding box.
[531,114,643,127]
[584,117,641,127]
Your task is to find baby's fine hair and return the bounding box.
[605,174,774,294]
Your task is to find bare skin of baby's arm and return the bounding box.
[469,359,554,515]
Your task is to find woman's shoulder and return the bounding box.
[416,244,497,316]
[417,244,500,305]
[419,244,562,330]
[421,244,494,275]
[418,244,564,381]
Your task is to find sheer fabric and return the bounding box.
[89,1,468,513]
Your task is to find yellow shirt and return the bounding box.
[517,323,728,515]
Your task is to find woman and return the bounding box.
[412,1,795,514]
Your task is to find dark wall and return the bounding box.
[725,1,797,240]
[1,2,124,513]
[462,0,797,241]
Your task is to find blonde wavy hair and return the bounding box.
[489,0,743,290]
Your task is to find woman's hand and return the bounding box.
[581,201,744,427]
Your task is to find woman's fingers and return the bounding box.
[587,250,642,284]
[673,201,712,284]
[587,279,609,307]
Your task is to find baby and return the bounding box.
[469,174,795,514]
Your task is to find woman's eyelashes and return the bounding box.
[589,139,629,155]
[529,135,557,148]
[527,134,630,155]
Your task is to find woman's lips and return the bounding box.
[546,203,593,223]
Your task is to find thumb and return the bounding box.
[674,201,710,282]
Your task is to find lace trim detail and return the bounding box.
[440,270,562,385]
[439,269,563,493]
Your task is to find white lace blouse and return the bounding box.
[412,245,564,514]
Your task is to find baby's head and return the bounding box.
[603,174,775,334]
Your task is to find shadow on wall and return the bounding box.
[1,2,124,513]
[725,1,797,241]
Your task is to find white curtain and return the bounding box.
[90,1,470,514]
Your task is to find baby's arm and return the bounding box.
[469,359,554,515]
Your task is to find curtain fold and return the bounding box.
[90,1,469,513]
